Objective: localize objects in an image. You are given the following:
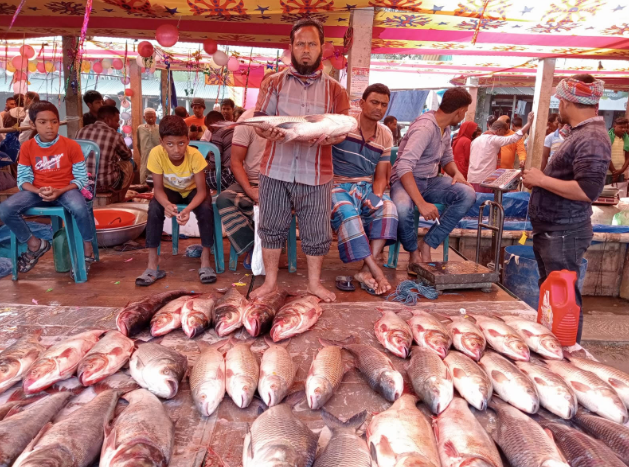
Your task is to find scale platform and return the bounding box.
[411,261,500,293]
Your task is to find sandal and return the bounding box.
[135,269,166,286]
[198,267,217,284]
[335,276,355,292]
[407,263,420,276]
[18,239,51,273]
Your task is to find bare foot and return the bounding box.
[373,275,392,295]
[355,270,378,291]
[307,283,336,303]
[409,249,422,265]
[419,240,432,263]
[250,281,278,300]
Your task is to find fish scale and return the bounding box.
[258,342,294,406]
[0,332,45,394]
[314,434,372,467]
[444,350,492,411]
[150,296,191,337]
[215,289,248,337]
[77,330,134,386]
[407,347,453,414]
[306,345,343,409]
[573,411,629,463]
[226,343,259,408]
[515,361,577,419]
[567,356,629,409]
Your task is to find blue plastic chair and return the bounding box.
[10,140,100,283]
[385,146,449,269]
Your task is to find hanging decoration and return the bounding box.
[124,89,134,97]
[92,61,103,74]
[138,41,154,58]
[77,0,94,71]
[112,58,123,70]
[203,39,218,56]
[19,45,35,59]
[81,61,91,73]
[36,61,46,73]
[11,55,28,70]
[155,24,179,48]
[213,50,228,67]
[101,58,112,69]
[227,57,240,72]
[8,0,26,30]
[122,125,132,134]
[322,42,334,60]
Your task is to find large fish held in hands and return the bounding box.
[572,410,629,464]
[515,361,577,419]
[306,339,345,410]
[214,288,248,337]
[129,343,187,399]
[190,342,226,417]
[22,329,104,395]
[473,315,530,361]
[243,290,288,337]
[150,295,192,337]
[502,316,563,360]
[258,337,295,407]
[367,394,441,467]
[223,113,358,145]
[446,316,486,361]
[116,290,190,337]
[407,347,453,414]
[566,355,629,409]
[270,295,323,342]
[181,294,217,339]
[100,389,174,467]
[225,341,259,409]
[77,330,135,386]
[444,350,493,411]
[314,411,371,467]
[545,360,628,424]
[0,331,45,394]
[13,389,120,467]
[374,309,413,359]
[407,311,451,359]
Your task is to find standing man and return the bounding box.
[499,115,528,170]
[251,18,350,302]
[607,117,629,184]
[137,107,160,184]
[221,99,236,122]
[390,87,476,267]
[523,74,610,343]
[331,83,397,295]
[185,98,206,130]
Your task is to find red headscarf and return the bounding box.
[452,121,478,179]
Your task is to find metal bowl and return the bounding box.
[94,205,148,247]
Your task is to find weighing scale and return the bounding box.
[412,169,521,293]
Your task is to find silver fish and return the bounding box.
[270,295,323,343]
[444,350,492,410]
[545,360,628,424]
[225,341,259,409]
[243,403,318,467]
[502,316,563,360]
[434,397,503,467]
[487,397,568,467]
[13,389,119,467]
[314,411,371,467]
[572,410,629,464]
[181,294,217,339]
[473,315,530,362]
[189,343,226,417]
[258,337,294,407]
[100,389,174,467]
[116,290,190,337]
[367,394,440,467]
[407,311,451,359]
[214,289,248,337]
[243,290,289,337]
[407,347,453,414]
[446,316,486,361]
[129,343,187,400]
[566,356,629,410]
[149,295,191,337]
[479,351,539,414]
[0,331,45,394]
[0,392,72,467]
[77,330,135,386]
[374,310,413,359]
[306,339,344,410]
[515,361,577,419]
[225,114,358,145]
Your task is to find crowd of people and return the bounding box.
[0,19,616,340]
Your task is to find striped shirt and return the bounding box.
[332,114,393,181]
[255,67,350,186]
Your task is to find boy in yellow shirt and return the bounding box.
[136,115,216,286]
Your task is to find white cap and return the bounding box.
[144,107,156,115]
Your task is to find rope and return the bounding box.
[386,279,439,305]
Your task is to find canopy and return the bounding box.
[1,1,629,57]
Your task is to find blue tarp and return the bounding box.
[0,222,53,259]
[418,218,629,233]
[383,90,430,123]
[466,192,531,219]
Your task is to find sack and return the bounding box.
[251,205,265,276]
[52,229,72,273]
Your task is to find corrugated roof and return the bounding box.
[486,87,534,96]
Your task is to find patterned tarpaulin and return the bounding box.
[0,1,628,57]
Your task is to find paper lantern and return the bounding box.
[121,76,130,85]
[81,61,91,73]
[203,39,218,55]
[227,57,240,72]
[138,41,154,58]
[280,49,291,66]
[155,24,178,47]
[112,58,123,70]
[44,62,55,73]
[27,61,37,73]
[322,42,334,58]
[121,111,131,120]
[121,99,130,109]
[92,61,103,74]
[124,88,134,97]
[322,60,332,75]
[13,80,27,94]
[330,55,347,70]
[12,55,28,70]
[124,136,133,146]
[122,125,132,134]
[19,45,35,59]
[36,61,46,73]
[212,50,228,67]
[101,58,112,69]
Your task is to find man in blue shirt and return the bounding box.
[331,83,396,295]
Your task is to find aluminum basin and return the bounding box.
[94,204,147,247]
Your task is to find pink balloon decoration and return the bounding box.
[112,58,123,70]
[155,24,179,47]
[203,39,218,55]
[330,55,347,70]
[13,80,27,94]
[92,61,103,74]
[124,136,133,146]
[11,55,28,70]
[36,61,46,73]
[121,76,130,85]
[227,57,240,72]
[19,45,35,59]
[14,70,26,80]
[212,50,229,67]
[322,42,334,58]
[138,41,154,58]
[122,125,132,134]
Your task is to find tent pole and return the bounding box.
[464,77,479,123]
[346,7,374,115]
[525,58,556,170]
[129,60,143,169]
[62,36,82,138]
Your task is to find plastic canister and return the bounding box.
[537,270,580,346]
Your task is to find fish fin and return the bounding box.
[543,427,555,443]
[443,440,460,458]
[487,329,501,338]
[103,419,117,453]
[609,378,629,390]
[491,370,509,384]
[303,115,328,123]
[28,421,53,451]
[284,389,306,408]
[309,133,329,147]
[534,376,548,386]
[521,329,534,338]
[376,435,396,458]
[369,442,379,465]
[432,313,453,324]
[463,314,477,324]
[444,366,452,381]
[488,313,504,322]
[412,323,426,332]
[321,409,367,431]
[275,122,302,130]
[452,367,466,379]
[57,347,75,361]
[571,381,592,393]
[319,334,355,348]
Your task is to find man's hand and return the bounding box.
[522,167,546,189]
[451,172,471,187]
[418,202,440,221]
[164,203,178,219]
[255,127,285,142]
[39,187,62,202]
[519,160,526,169]
[528,111,535,122]
[245,187,259,204]
[176,209,190,226]
[308,134,346,146]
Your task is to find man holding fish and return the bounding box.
[252,18,351,302]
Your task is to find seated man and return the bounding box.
[221,98,235,122]
[82,90,103,127]
[331,83,397,295]
[136,115,216,286]
[390,87,476,268]
[76,105,134,203]
[207,112,236,191]
[185,98,206,132]
[0,101,94,272]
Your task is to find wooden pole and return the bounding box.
[346,8,374,116]
[62,36,82,138]
[525,58,556,170]
[464,77,479,123]
[129,60,143,169]
[625,91,629,118]
[160,69,169,116]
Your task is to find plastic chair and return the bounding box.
[10,140,100,283]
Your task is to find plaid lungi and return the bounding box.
[216,181,255,255]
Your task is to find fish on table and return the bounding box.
[515,361,577,419]
[181,293,217,339]
[100,389,174,467]
[446,316,486,362]
[407,310,452,359]
[0,331,45,394]
[150,295,192,337]
[473,315,530,362]
[270,295,323,342]
[444,350,493,411]
[190,342,227,417]
[243,289,289,337]
[502,316,563,360]
[116,290,191,337]
[572,410,629,464]
[374,309,413,359]
[566,355,629,409]
[22,329,104,395]
[129,343,187,400]
[407,346,453,415]
[258,337,295,407]
[214,288,249,337]
[225,340,259,409]
[314,410,371,467]
[77,330,135,386]
[306,338,347,410]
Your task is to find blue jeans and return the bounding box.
[391,176,476,252]
[0,189,94,244]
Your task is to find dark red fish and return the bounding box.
[243,290,289,337]
[115,290,190,337]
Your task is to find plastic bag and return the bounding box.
[185,244,203,258]
[0,257,11,278]
[162,210,200,237]
[251,205,265,276]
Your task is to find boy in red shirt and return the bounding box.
[0,101,94,273]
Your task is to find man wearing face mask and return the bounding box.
[251,18,350,303]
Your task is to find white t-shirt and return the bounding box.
[544,130,564,164]
[231,108,266,184]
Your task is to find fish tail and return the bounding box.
[319,335,356,348]
[321,409,367,431]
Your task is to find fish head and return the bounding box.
[144,358,181,399]
[425,330,450,358]
[426,376,454,414]
[194,381,224,416]
[505,337,530,361]
[229,375,256,408]
[77,354,109,386]
[116,311,133,336]
[461,332,485,361]
[551,386,578,419]
[383,330,411,359]
[182,314,206,338]
[215,307,241,336]
[15,444,75,467]
[109,442,168,467]
[243,308,266,337]
[306,375,333,410]
[259,375,288,407]
[22,358,57,394]
[0,356,21,386]
[150,314,175,336]
[467,375,492,411]
[378,369,404,402]
[539,336,564,360]
[597,389,628,424]
[270,314,299,342]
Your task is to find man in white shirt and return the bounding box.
[468,112,534,192]
[137,108,161,184]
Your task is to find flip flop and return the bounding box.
[135,269,166,286]
[359,280,378,295]
[335,275,355,292]
[198,267,217,284]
